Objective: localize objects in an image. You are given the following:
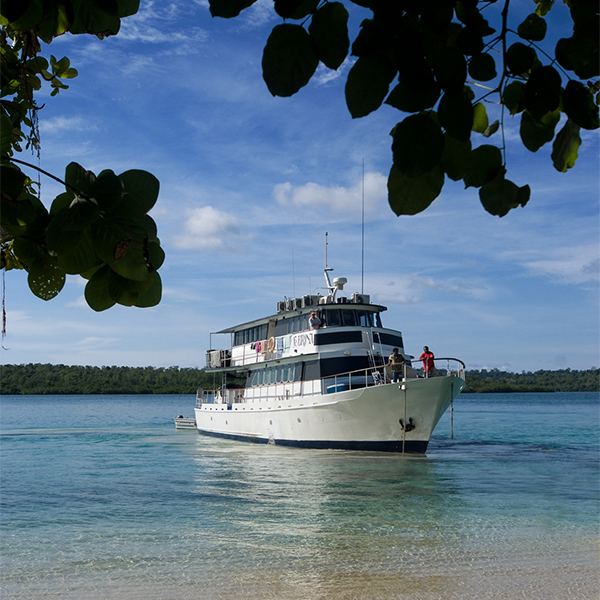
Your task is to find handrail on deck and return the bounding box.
[197,357,466,407]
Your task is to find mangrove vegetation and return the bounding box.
[0,363,598,395]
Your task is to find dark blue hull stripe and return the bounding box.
[196,429,429,454]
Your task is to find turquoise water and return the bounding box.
[1,392,598,600]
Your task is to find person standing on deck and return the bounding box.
[388,348,406,383]
[309,312,321,330]
[419,346,435,377]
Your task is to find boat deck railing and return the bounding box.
[197,358,466,407]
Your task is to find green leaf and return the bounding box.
[556,36,599,80]
[46,212,84,255]
[57,228,101,274]
[27,253,65,301]
[429,47,467,94]
[1,0,43,31]
[351,18,386,58]
[472,102,489,133]
[551,118,581,172]
[455,2,495,36]
[107,270,140,307]
[438,90,473,142]
[520,108,561,152]
[385,78,441,113]
[1,186,49,238]
[388,164,445,216]
[479,171,530,217]
[533,0,553,17]
[148,241,165,271]
[468,52,497,82]
[505,42,536,76]
[503,81,526,115]
[68,0,122,37]
[208,0,257,18]
[135,272,162,308]
[562,81,600,130]
[110,235,150,282]
[90,216,150,281]
[308,2,349,71]
[90,169,124,211]
[345,52,397,118]
[0,163,27,201]
[517,14,547,42]
[456,26,484,56]
[61,196,100,231]
[65,162,95,199]
[463,145,503,188]
[523,65,561,118]
[275,0,318,19]
[483,120,500,138]
[12,236,42,265]
[262,24,319,98]
[441,134,472,182]
[391,114,445,177]
[50,192,72,216]
[116,0,140,19]
[1,114,13,154]
[137,214,159,242]
[84,265,116,312]
[112,170,159,217]
[110,267,154,294]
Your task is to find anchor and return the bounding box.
[399,417,415,432]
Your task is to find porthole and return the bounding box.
[297,418,301,423]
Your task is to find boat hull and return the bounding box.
[194,376,465,454]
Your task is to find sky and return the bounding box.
[2,0,599,373]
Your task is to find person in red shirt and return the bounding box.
[419,346,435,377]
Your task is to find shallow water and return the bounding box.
[1,392,598,599]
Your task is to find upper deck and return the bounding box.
[206,293,405,372]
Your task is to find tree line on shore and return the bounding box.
[1,363,598,395]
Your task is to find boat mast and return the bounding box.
[324,232,334,297]
[323,232,346,302]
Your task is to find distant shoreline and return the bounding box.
[1,364,598,395]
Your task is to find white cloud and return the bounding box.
[521,244,600,285]
[39,116,97,134]
[65,296,88,308]
[174,206,241,250]
[117,1,208,44]
[313,58,353,86]
[273,172,387,216]
[363,273,494,306]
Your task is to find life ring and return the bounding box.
[267,337,276,352]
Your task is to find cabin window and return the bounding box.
[357,311,373,327]
[375,313,382,328]
[275,366,282,383]
[325,309,341,327]
[282,364,289,382]
[300,314,308,331]
[341,309,356,326]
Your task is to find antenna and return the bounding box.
[361,159,365,295]
[325,231,329,270]
[292,249,296,297]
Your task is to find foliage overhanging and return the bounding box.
[211,0,599,217]
[0,0,164,311]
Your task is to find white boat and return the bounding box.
[174,416,197,429]
[195,267,466,454]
